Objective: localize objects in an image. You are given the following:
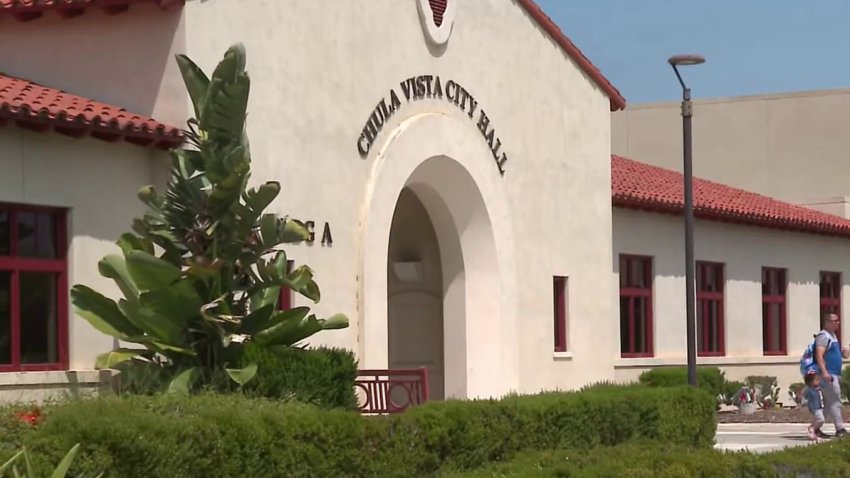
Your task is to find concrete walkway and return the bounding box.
[715,423,849,454]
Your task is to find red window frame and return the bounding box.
[696,261,725,357]
[553,276,568,352]
[278,260,295,311]
[762,267,787,356]
[0,204,68,372]
[619,255,653,358]
[820,271,841,342]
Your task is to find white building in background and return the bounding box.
[0,0,845,402]
[611,155,850,391]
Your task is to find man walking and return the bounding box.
[815,312,850,437]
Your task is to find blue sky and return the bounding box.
[535,0,850,104]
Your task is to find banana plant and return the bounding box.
[70,43,348,393]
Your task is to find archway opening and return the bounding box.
[387,188,445,400]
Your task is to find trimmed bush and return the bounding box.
[638,366,726,398]
[2,384,715,477]
[445,438,850,478]
[240,344,358,410]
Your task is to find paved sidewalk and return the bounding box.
[715,423,849,454]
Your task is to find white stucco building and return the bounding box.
[0,0,847,403]
[0,0,625,401]
[611,156,850,391]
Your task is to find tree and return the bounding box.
[70,43,348,393]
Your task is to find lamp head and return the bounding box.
[668,54,706,67]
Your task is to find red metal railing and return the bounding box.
[355,368,429,414]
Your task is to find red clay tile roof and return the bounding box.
[611,154,850,238]
[0,0,182,22]
[0,72,183,149]
[516,0,626,111]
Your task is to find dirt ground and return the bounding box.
[717,405,850,423]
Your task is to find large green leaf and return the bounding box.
[248,285,280,314]
[140,280,203,326]
[71,285,142,340]
[97,254,140,302]
[225,363,257,386]
[125,251,181,291]
[49,443,81,478]
[95,349,149,369]
[240,304,275,336]
[119,299,186,346]
[168,367,199,395]
[0,450,23,475]
[280,218,311,243]
[247,306,310,337]
[254,311,346,347]
[200,47,250,142]
[116,232,155,256]
[321,313,350,330]
[175,53,211,119]
[244,183,280,219]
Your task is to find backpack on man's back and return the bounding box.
[800,332,832,376]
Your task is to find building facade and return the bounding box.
[0,0,625,401]
[611,156,850,390]
[1,0,847,403]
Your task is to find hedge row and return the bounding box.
[1,384,715,477]
[113,345,359,410]
[447,438,850,478]
[638,366,726,397]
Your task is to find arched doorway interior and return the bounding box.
[387,188,445,400]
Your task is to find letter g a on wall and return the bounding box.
[417,0,457,46]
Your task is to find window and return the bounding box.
[762,267,787,355]
[619,255,653,357]
[278,260,295,311]
[697,262,725,356]
[820,271,841,342]
[553,276,568,352]
[0,205,67,371]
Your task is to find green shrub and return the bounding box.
[1,385,715,477]
[638,366,726,397]
[445,439,850,478]
[443,441,770,478]
[240,344,358,410]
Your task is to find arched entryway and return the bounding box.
[387,188,445,399]
[358,114,520,400]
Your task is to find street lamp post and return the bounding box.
[668,54,705,388]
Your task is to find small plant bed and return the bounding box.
[717,404,850,423]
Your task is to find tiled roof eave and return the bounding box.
[612,196,850,240]
[0,108,184,149]
[0,0,184,22]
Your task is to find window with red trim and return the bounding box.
[820,271,841,342]
[553,276,567,352]
[0,205,68,372]
[762,267,787,355]
[697,261,725,356]
[278,260,294,311]
[619,255,653,357]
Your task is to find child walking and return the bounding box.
[805,371,826,441]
